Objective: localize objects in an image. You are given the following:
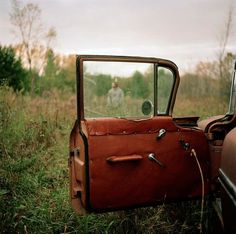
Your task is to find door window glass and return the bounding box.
[157,67,174,114]
[84,61,154,118]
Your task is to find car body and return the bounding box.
[69,55,236,232]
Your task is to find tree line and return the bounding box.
[0,45,75,94]
[0,0,235,107]
[179,52,236,103]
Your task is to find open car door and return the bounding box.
[69,55,210,213]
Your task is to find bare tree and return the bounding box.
[10,0,56,94]
[218,4,234,80]
[217,3,235,101]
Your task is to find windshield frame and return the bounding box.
[227,61,236,115]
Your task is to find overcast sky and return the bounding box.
[0,0,236,72]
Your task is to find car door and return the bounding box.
[69,55,210,213]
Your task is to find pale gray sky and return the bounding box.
[0,0,236,72]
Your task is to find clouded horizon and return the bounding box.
[0,0,235,72]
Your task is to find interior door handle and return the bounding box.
[106,155,143,163]
[148,153,165,168]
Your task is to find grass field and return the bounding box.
[0,87,225,233]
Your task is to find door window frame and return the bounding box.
[76,55,180,126]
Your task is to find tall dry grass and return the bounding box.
[0,86,220,233]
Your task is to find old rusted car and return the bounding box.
[69,55,236,233]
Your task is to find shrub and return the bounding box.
[0,45,29,92]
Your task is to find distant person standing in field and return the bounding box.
[107,80,124,108]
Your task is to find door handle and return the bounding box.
[106,155,143,163]
[156,129,166,140]
[148,153,165,168]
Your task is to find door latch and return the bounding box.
[156,129,166,140]
[69,147,80,157]
[68,148,80,167]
